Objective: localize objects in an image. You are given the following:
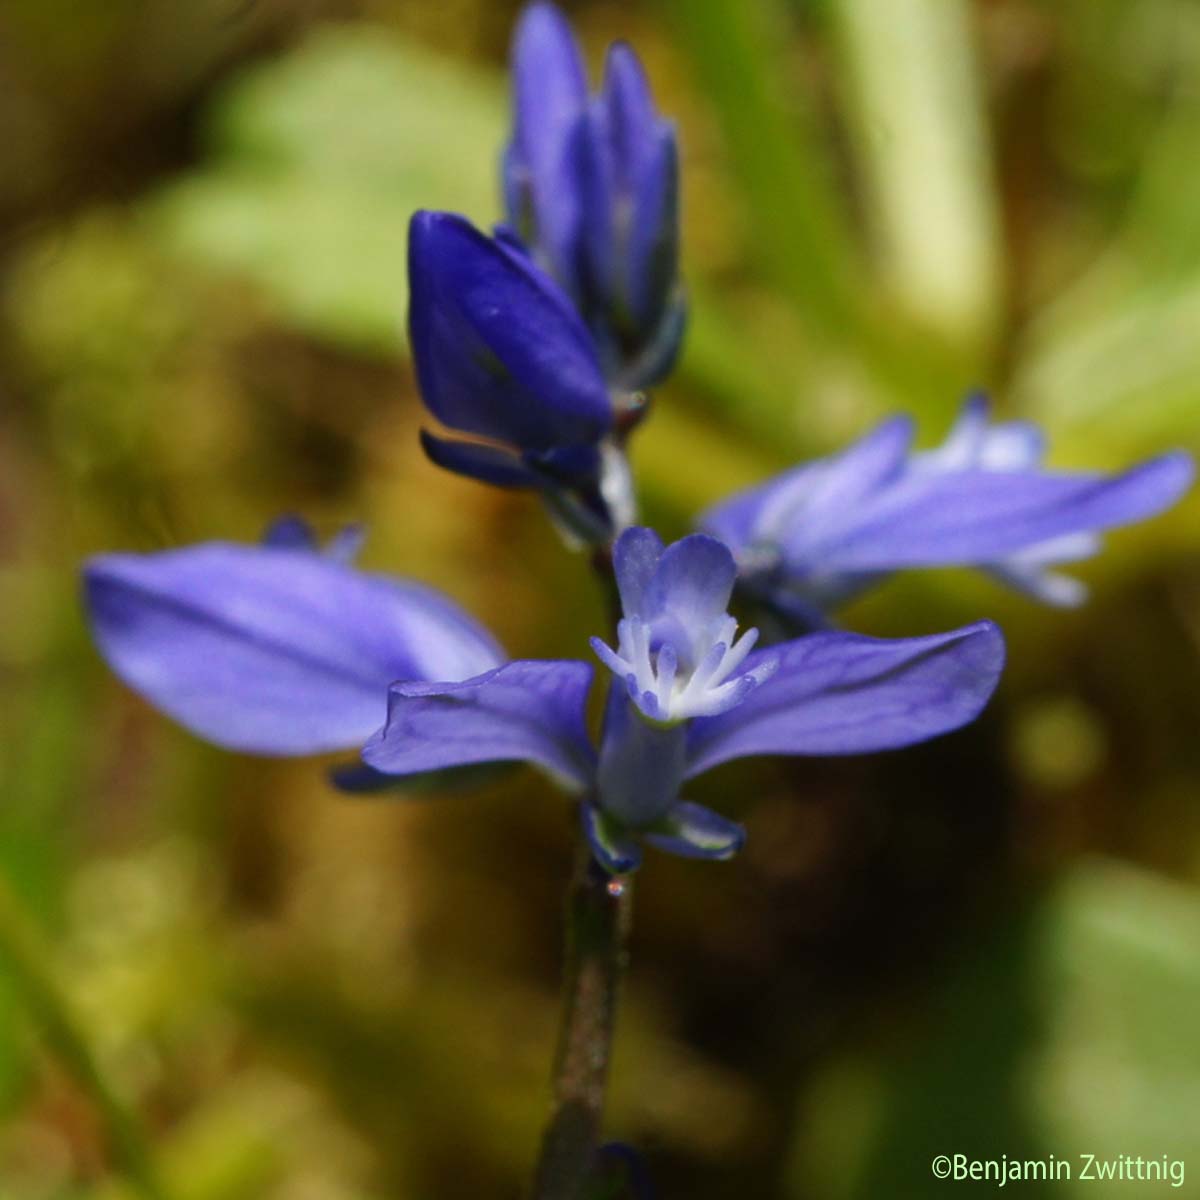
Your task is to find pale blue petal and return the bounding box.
[645,533,737,628]
[685,622,1004,774]
[362,659,596,791]
[85,542,503,756]
[819,452,1194,570]
[611,526,664,619]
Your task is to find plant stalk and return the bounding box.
[531,837,632,1200]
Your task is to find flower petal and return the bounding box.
[509,1,589,282]
[261,514,318,551]
[772,417,916,561]
[329,761,515,795]
[980,531,1101,607]
[581,802,643,874]
[601,43,659,185]
[926,391,991,468]
[510,6,588,180]
[578,100,618,312]
[685,622,1004,774]
[700,416,914,553]
[419,429,545,490]
[645,533,738,628]
[84,542,504,756]
[983,561,1088,607]
[644,801,745,861]
[626,125,679,335]
[918,394,1046,473]
[407,211,612,452]
[584,42,673,330]
[819,451,1194,569]
[619,289,687,392]
[324,524,366,565]
[611,525,664,619]
[362,659,596,791]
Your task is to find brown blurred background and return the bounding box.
[1,0,1199,1196]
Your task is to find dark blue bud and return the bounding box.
[407,210,617,515]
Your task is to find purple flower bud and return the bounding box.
[408,210,634,536]
[505,3,685,389]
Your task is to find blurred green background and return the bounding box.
[2,0,1199,1196]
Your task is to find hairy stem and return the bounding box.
[0,872,171,1200]
[531,838,632,1200]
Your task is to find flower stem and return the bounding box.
[531,837,632,1200]
[0,871,171,1200]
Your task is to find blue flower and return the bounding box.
[364,527,1005,873]
[83,518,503,757]
[701,394,1195,628]
[85,520,1003,874]
[503,1,685,390]
[408,210,631,539]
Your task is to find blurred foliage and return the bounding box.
[152,27,507,356]
[2,0,1200,1197]
[794,859,1200,1197]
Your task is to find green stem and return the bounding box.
[0,872,171,1200]
[531,838,632,1200]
